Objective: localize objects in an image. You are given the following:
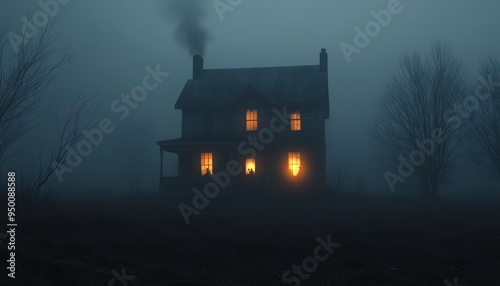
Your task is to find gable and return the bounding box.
[232,87,272,107]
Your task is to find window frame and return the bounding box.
[288,152,301,177]
[200,152,213,175]
[245,158,256,175]
[290,112,301,131]
[245,109,258,131]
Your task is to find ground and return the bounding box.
[2,191,499,285]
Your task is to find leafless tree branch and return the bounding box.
[0,21,71,165]
[468,57,500,181]
[370,43,468,198]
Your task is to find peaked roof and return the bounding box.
[174,64,330,118]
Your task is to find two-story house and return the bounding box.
[157,49,330,192]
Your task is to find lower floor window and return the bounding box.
[245,158,256,175]
[288,152,301,176]
[201,153,213,175]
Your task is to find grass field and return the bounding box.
[2,191,500,285]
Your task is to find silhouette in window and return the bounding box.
[204,168,211,176]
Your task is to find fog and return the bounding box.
[1,0,500,200]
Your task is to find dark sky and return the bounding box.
[2,0,500,199]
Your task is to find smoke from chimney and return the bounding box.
[166,0,209,56]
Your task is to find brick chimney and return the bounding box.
[193,55,204,80]
[320,49,328,73]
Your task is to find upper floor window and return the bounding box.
[246,109,258,131]
[201,153,213,175]
[291,112,301,131]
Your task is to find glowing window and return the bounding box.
[288,152,301,176]
[245,158,256,175]
[246,109,258,131]
[200,153,213,175]
[291,112,301,131]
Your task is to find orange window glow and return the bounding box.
[246,109,258,131]
[200,153,213,175]
[245,158,256,175]
[288,152,301,176]
[291,112,301,131]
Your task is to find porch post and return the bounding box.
[159,148,164,190]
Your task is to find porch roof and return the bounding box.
[157,136,239,152]
[157,134,322,152]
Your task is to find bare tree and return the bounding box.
[469,57,500,181]
[371,43,468,198]
[0,22,70,164]
[0,22,98,201]
[19,94,97,201]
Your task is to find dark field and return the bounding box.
[2,191,500,286]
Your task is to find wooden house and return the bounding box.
[157,49,330,192]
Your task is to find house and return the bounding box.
[157,49,330,192]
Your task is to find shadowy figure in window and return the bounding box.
[248,168,255,175]
[204,168,211,176]
[289,167,300,182]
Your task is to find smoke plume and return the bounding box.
[166,0,209,56]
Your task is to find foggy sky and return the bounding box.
[1,0,500,199]
[165,0,209,56]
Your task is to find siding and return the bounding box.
[182,102,324,137]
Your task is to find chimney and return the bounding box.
[193,55,204,80]
[320,49,328,73]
